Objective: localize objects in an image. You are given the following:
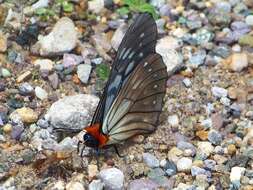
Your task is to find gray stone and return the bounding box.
[63,53,83,68]
[208,130,222,145]
[191,166,207,176]
[176,157,192,172]
[77,64,92,84]
[143,153,160,168]
[32,17,77,56]
[99,168,124,190]
[45,94,99,130]
[211,87,228,98]
[89,180,104,190]
[35,86,48,100]
[19,83,34,96]
[128,179,158,190]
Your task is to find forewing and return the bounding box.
[91,13,157,125]
[102,54,168,145]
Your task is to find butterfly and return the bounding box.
[78,13,168,156]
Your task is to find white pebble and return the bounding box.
[167,114,179,127]
[176,157,192,172]
[35,86,48,100]
[211,86,228,98]
[245,15,253,26]
[230,167,245,182]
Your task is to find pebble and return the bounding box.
[128,179,158,190]
[176,157,192,172]
[1,68,11,78]
[182,78,191,87]
[36,119,49,128]
[66,181,84,190]
[0,32,7,53]
[191,166,207,176]
[167,114,179,127]
[168,147,183,163]
[18,82,34,96]
[88,164,98,179]
[77,64,92,84]
[142,153,159,168]
[16,71,32,83]
[89,180,104,190]
[99,168,124,190]
[31,0,49,9]
[164,160,177,176]
[227,144,237,155]
[111,23,128,51]
[63,53,83,68]
[177,141,196,156]
[204,159,216,170]
[211,86,228,98]
[3,123,12,133]
[208,130,222,145]
[32,17,77,56]
[230,167,246,183]
[14,107,38,123]
[156,36,183,72]
[228,53,248,72]
[197,142,214,157]
[34,59,54,72]
[245,15,253,26]
[187,49,206,68]
[35,86,48,100]
[45,94,99,130]
[48,72,59,89]
[88,0,104,13]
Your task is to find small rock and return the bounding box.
[77,64,92,84]
[88,0,104,13]
[187,49,206,68]
[19,83,34,96]
[168,147,183,163]
[35,86,48,100]
[0,32,7,53]
[176,157,192,172]
[182,78,191,87]
[128,179,158,190]
[89,180,104,190]
[99,168,124,190]
[33,17,77,56]
[227,144,237,155]
[34,59,54,72]
[48,72,59,89]
[37,119,49,128]
[211,86,228,98]
[3,123,12,133]
[230,53,248,72]
[191,166,207,176]
[14,107,38,123]
[167,114,179,127]
[66,181,84,190]
[204,159,216,170]
[111,23,128,51]
[1,68,11,78]
[31,0,49,9]
[88,164,98,179]
[156,36,183,72]
[143,153,159,168]
[196,130,208,140]
[230,167,246,183]
[208,130,222,145]
[197,142,214,157]
[245,15,253,26]
[16,71,32,83]
[45,94,99,130]
[164,160,177,176]
[63,53,83,68]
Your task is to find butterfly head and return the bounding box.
[82,131,99,148]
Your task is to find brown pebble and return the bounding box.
[196,130,208,140]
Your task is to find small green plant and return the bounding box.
[35,8,55,21]
[118,0,158,19]
[56,0,74,13]
[95,64,110,81]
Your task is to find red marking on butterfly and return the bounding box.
[79,13,168,152]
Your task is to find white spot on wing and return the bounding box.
[140,33,145,38]
[128,51,135,59]
[125,61,135,75]
[148,68,152,72]
[119,48,126,59]
[144,62,148,67]
[122,48,131,60]
[139,52,143,58]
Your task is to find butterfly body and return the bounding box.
[79,13,168,152]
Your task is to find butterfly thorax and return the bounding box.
[84,123,109,148]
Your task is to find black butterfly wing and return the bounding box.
[91,13,157,125]
[102,54,168,144]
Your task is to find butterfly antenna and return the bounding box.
[114,146,125,158]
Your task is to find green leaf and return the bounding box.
[62,1,74,12]
[95,64,110,81]
[35,8,47,15]
[122,0,158,19]
[117,7,130,16]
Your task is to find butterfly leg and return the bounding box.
[114,145,125,158]
[95,148,101,170]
